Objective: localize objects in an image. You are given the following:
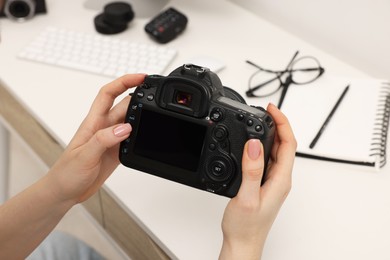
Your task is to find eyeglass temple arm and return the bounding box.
[247,50,299,97]
[285,51,299,69]
[290,66,325,72]
[246,60,279,74]
[245,75,280,96]
[277,75,293,109]
[247,59,299,74]
[246,50,299,71]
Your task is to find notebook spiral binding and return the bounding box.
[370,81,390,168]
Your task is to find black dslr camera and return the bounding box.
[119,64,275,197]
[0,0,47,21]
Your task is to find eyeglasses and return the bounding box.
[246,51,325,108]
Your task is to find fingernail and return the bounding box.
[248,139,261,160]
[114,123,132,137]
[268,102,276,109]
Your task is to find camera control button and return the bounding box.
[247,119,254,126]
[211,161,226,177]
[213,126,228,141]
[236,113,245,121]
[255,125,263,132]
[206,155,234,183]
[210,108,223,122]
[209,143,216,150]
[136,91,144,98]
[147,94,154,101]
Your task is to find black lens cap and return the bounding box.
[94,2,134,35]
[94,13,128,35]
[9,1,32,18]
[104,2,134,26]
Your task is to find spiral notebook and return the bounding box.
[280,76,390,169]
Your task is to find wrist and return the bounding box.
[219,239,264,260]
[44,169,78,209]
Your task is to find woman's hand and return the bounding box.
[48,73,145,204]
[0,74,145,259]
[219,103,297,260]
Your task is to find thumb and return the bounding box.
[236,139,264,200]
[83,123,132,161]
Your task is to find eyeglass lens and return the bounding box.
[290,56,322,84]
[248,71,283,97]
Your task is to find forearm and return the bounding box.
[0,174,74,259]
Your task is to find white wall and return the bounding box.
[229,0,390,78]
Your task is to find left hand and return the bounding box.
[47,74,145,204]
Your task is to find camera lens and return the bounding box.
[4,0,36,21]
[175,91,192,107]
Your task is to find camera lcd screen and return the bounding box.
[133,109,207,172]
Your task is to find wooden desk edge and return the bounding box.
[0,82,171,260]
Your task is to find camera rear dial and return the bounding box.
[205,155,235,183]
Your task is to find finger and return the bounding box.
[89,74,145,117]
[80,123,132,165]
[236,139,264,201]
[267,103,297,167]
[108,95,131,125]
[262,104,296,201]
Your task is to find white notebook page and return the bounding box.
[281,76,384,165]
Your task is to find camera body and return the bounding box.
[0,0,47,21]
[119,64,275,197]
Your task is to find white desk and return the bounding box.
[1,0,389,259]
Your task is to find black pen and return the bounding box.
[309,84,350,149]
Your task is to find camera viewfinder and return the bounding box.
[175,90,193,107]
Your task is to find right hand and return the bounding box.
[219,103,297,259]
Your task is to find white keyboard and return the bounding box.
[18,27,177,77]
